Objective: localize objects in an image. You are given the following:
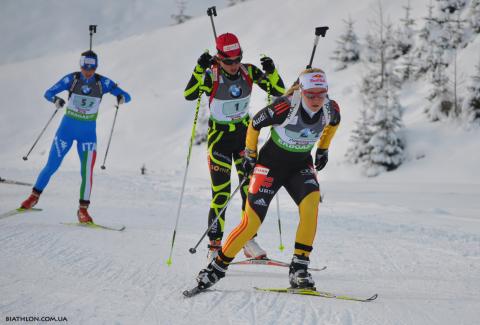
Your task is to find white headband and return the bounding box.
[80,56,97,66]
[299,72,328,91]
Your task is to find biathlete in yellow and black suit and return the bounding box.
[184,33,285,261]
[194,68,341,290]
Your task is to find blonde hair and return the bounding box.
[284,68,326,96]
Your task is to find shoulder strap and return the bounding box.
[68,72,81,99]
[279,90,301,128]
[239,64,253,88]
[209,64,220,105]
[94,73,103,95]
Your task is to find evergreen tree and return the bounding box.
[468,0,480,33]
[348,2,405,175]
[331,17,361,71]
[396,50,418,81]
[462,59,480,124]
[415,1,441,77]
[171,0,192,25]
[396,0,416,56]
[364,80,405,176]
[425,48,453,121]
[346,108,374,164]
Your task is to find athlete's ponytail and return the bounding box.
[284,68,326,96]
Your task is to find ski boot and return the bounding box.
[243,238,267,259]
[20,188,42,209]
[289,254,315,289]
[207,239,222,264]
[77,200,93,223]
[196,257,228,290]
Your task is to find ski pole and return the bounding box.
[166,90,203,265]
[275,191,285,251]
[189,177,248,254]
[22,108,60,161]
[207,6,218,40]
[306,26,329,69]
[89,25,97,51]
[100,104,119,170]
[261,63,285,252]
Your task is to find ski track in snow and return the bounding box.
[1,168,479,324]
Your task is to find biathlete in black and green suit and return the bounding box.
[184,32,285,262]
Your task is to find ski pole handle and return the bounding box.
[306,26,329,69]
[207,6,218,40]
[22,107,60,161]
[89,25,97,51]
[189,177,248,254]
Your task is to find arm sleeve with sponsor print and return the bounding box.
[245,97,292,152]
[44,73,75,103]
[99,76,131,103]
[318,99,341,149]
[184,65,213,100]
[246,64,285,96]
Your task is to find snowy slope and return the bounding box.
[0,0,232,65]
[1,0,480,324]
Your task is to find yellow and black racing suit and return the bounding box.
[216,94,341,263]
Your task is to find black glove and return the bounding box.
[197,52,213,70]
[53,96,65,109]
[314,148,328,171]
[117,94,125,105]
[260,56,275,74]
[242,149,257,175]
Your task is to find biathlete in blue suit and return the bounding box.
[20,50,131,223]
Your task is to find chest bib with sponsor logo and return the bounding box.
[209,65,253,124]
[66,74,103,121]
[271,95,332,153]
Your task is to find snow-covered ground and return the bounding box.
[1,0,479,324]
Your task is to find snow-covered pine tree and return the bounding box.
[462,58,480,124]
[415,1,440,78]
[436,0,467,14]
[171,0,192,25]
[468,0,480,33]
[345,108,374,164]
[425,47,453,121]
[364,79,405,177]
[396,50,418,81]
[331,17,361,71]
[395,0,416,56]
[348,2,405,175]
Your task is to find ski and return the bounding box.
[183,286,212,298]
[231,258,327,272]
[0,207,43,220]
[0,177,33,187]
[61,222,125,232]
[254,287,378,302]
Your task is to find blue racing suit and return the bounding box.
[34,72,131,201]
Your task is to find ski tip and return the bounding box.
[366,293,378,301]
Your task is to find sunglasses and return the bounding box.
[220,56,242,65]
[302,90,328,100]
